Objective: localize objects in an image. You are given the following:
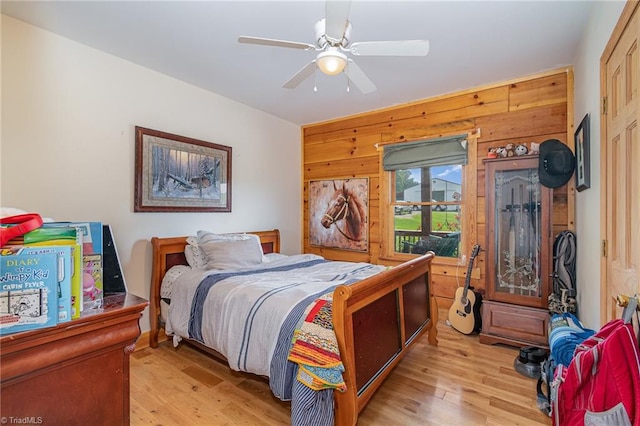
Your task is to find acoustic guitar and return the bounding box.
[448,244,482,334]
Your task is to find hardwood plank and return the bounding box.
[379,118,478,144]
[130,311,551,425]
[304,133,381,163]
[475,104,567,143]
[304,155,379,180]
[509,74,568,111]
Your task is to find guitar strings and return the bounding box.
[447,260,463,328]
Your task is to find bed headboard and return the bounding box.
[149,229,280,347]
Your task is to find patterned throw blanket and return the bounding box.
[288,292,346,392]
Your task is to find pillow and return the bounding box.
[196,230,266,261]
[185,244,207,269]
[199,238,264,270]
[160,265,190,299]
[197,230,253,244]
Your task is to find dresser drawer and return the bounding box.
[479,300,549,348]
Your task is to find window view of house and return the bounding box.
[391,164,463,258]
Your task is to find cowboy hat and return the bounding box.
[539,139,575,188]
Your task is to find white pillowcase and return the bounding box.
[197,230,257,244]
[196,230,266,261]
[199,238,264,270]
[160,265,190,299]
[185,244,207,269]
[183,232,264,269]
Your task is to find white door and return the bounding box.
[602,2,640,323]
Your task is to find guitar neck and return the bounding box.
[462,245,480,297]
[462,264,473,296]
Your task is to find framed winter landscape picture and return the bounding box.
[134,126,232,212]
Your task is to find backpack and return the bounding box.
[537,313,594,417]
[548,231,577,314]
[550,300,640,426]
[537,355,556,416]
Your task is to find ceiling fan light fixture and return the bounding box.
[316,48,347,76]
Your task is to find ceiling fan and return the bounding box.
[238,0,429,94]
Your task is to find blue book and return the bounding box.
[4,246,73,323]
[0,251,59,334]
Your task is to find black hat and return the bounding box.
[539,139,575,188]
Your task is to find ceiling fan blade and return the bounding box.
[345,59,376,94]
[238,36,315,50]
[350,40,430,56]
[283,60,317,89]
[325,0,352,43]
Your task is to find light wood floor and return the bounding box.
[130,312,552,425]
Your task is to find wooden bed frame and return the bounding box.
[149,229,438,426]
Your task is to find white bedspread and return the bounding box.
[165,254,386,378]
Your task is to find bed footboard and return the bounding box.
[332,252,437,426]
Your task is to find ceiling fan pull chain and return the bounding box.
[313,68,318,92]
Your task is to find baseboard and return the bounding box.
[134,329,168,351]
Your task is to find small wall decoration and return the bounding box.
[134,126,231,212]
[575,113,590,192]
[308,178,369,252]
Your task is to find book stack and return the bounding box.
[0,221,104,335]
[41,222,104,312]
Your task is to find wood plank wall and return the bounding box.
[302,68,575,310]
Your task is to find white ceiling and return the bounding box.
[1,1,595,126]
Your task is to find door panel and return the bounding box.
[603,2,640,322]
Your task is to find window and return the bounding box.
[381,133,473,261]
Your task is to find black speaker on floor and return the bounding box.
[514,346,548,378]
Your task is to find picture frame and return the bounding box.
[575,113,590,192]
[308,177,369,252]
[134,126,232,212]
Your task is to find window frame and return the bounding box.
[379,132,478,265]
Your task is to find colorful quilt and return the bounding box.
[288,292,346,392]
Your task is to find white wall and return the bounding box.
[572,1,625,329]
[1,15,302,332]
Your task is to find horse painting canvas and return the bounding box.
[308,178,368,252]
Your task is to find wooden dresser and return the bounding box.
[1,293,147,425]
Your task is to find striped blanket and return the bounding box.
[165,254,386,425]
